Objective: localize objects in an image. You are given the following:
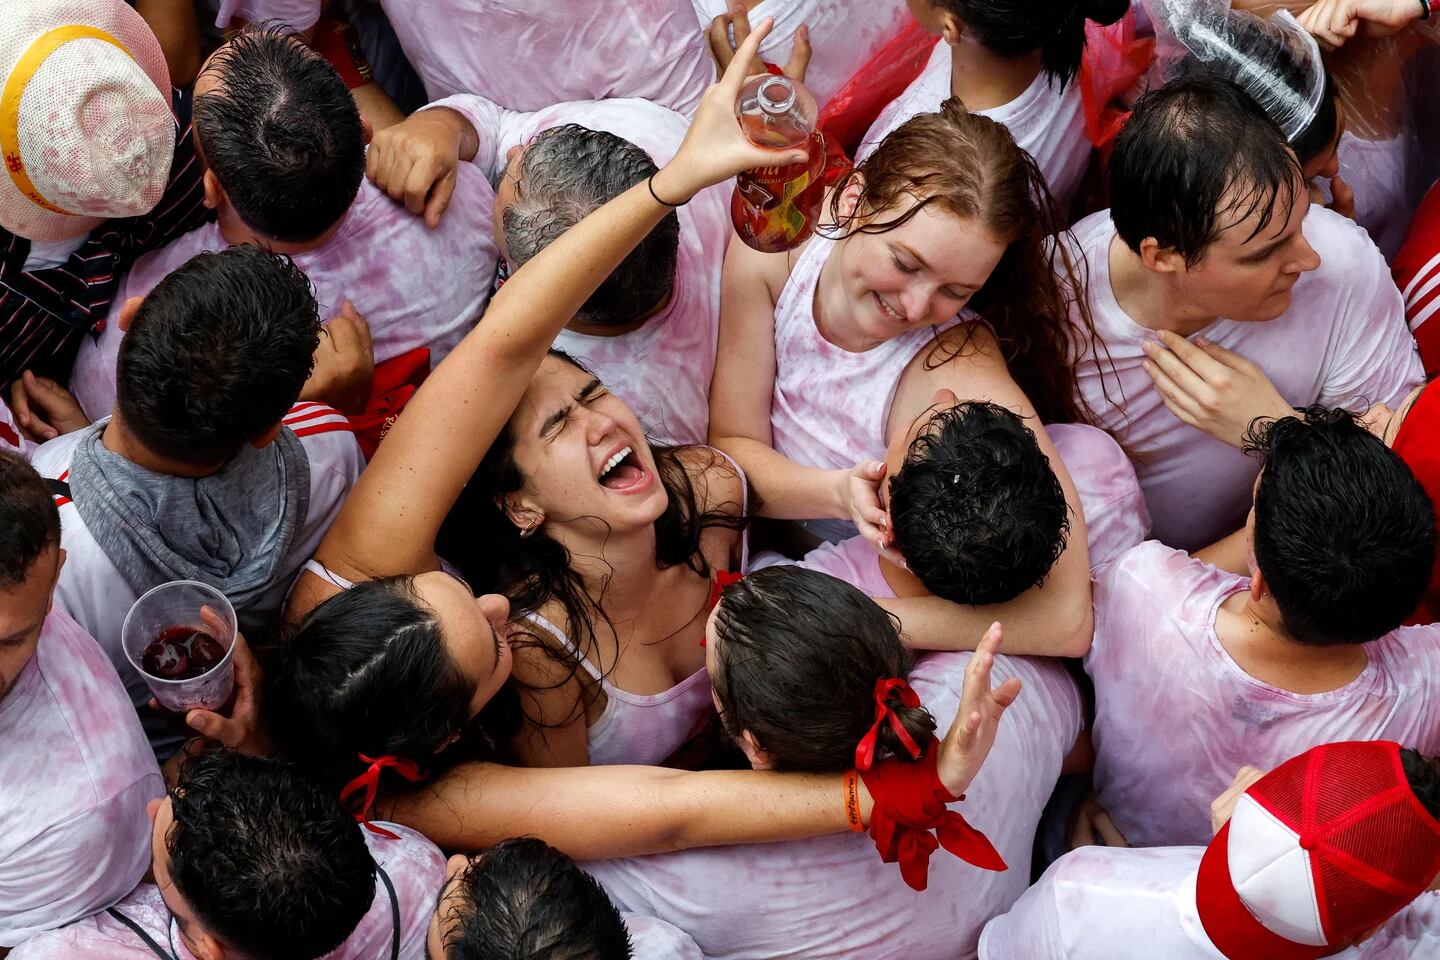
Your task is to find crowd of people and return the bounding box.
[2,0,1440,957]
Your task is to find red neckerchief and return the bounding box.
[338,754,426,839]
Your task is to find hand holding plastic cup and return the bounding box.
[122,580,238,715]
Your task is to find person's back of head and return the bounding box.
[194,23,365,244]
[0,449,59,590]
[165,750,376,959]
[1245,406,1436,646]
[1109,74,1303,266]
[710,565,936,772]
[888,401,1070,605]
[925,0,1130,89]
[115,245,322,467]
[503,124,679,328]
[443,838,632,960]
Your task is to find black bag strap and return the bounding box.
[44,476,70,499]
[106,907,175,960]
[377,863,401,960]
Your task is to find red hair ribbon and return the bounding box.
[854,678,923,771]
[701,570,745,646]
[860,738,1007,891]
[339,754,425,840]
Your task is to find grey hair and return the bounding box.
[501,124,680,328]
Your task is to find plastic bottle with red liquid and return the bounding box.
[731,74,826,253]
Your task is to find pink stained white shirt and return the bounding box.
[376,0,713,115]
[858,39,1090,213]
[0,607,163,947]
[687,0,913,106]
[431,94,730,445]
[799,423,1149,594]
[1085,540,1440,849]
[1066,206,1424,551]
[977,845,1440,960]
[204,0,323,30]
[26,404,362,754]
[582,651,1083,960]
[623,915,706,959]
[8,823,446,960]
[69,169,500,423]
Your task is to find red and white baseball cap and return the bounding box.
[1197,741,1440,959]
[0,0,174,242]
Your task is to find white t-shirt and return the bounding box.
[70,171,499,422]
[22,234,91,272]
[1086,541,1440,848]
[433,94,730,445]
[27,404,362,755]
[583,652,1083,960]
[9,823,445,960]
[377,0,713,115]
[687,0,912,106]
[204,0,323,30]
[859,39,1090,212]
[0,608,163,947]
[623,915,706,959]
[1066,206,1424,551]
[978,845,1440,960]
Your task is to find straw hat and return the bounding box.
[0,0,174,242]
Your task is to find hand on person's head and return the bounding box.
[1210,765,1268,836]
[657,17,812,203]
[1298,0,1423,48]
[8,371,91,442]
[936,622,1023,798]
[302,301,375,416]
[1141,331,1293,449]
[366,107,477,228]
[707,3,812,83]
[837,460,907,568]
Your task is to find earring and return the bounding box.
[519,516,540,538]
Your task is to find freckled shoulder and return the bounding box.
[674,445,746,519]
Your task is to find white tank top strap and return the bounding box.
[702,444,751,572]
[772,230,837,324]
[302,558,356,592]
[517,610,605,684]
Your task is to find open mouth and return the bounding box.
[875,292,905,325]
[598,445,647,490]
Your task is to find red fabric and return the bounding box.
[309,13,371,90]
[1390,378,1440,625]
[815,21,938,187]
[1393,179,1440,376]
[347,347,431,460]
[853,677,923,770]
[860,738,1007,891]
[339,753,426,840]
[1195,742,1440,959]
[1077,10,1154,153]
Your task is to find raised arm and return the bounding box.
[886,327,1094,657]
[301,21,811,603]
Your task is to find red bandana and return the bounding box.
[339,754,426,839]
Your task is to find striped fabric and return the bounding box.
[0,89,211,386]
[1395,180,1440,377]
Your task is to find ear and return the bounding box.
[1139,237,1186,277]
[360,115,374,146]
[836,172,866,223]
[118,296,144,333]
[497,494,544,534]
[737,729,774,770]
[1249,566,1268,604]
[249,422,283,450]
[938,10,965,46]
[202,169,226,213]
[187,929,227,960]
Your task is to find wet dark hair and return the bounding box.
[711,565,935,771]
[1110,75,1304,266]
[830,98,1097,426]
[503,125,679,328]
[195,23,365,244]
[436,350,745,727]
[166,750,376,960]
[1173,17,1339,169]
[260,577,520,791]
[1245,407,1436,647]
[889,401,1069,605]
[0,449,59,589]
[441,838,632,960]
[1401,748,1440,822]
[930,0,1130,89]
[116,246,320,465]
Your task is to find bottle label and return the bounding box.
[731,130,826,254]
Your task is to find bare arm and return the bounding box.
[888,327,1094,657]
[1194,527,1250,577]
[133,0,202,87]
